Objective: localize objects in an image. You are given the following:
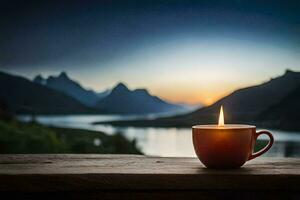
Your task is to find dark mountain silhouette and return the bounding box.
[97,89,111,99]
[95,83,185,114]
[0,71,101,114]
[176,69,300,124]
[34,72,109,106]
[257,85,300,131]
[95,70,300,128]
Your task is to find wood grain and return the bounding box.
[0,155,299,199]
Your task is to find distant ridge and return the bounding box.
[34,72,109,106]
[95,82,186,114]
[94,69,300,130]
[179,69,300,124]
[33,73,188,114]
[0,71,102,114]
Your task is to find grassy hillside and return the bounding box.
[0,119,142,154]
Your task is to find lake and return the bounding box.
[18,114,300,157]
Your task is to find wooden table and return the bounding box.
[0,154,299,199]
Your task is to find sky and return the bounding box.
[0,0,300,105]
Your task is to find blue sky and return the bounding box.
[1,0,300,104]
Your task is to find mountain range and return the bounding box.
[33,72,187,114]
[0,71,189,115]
[2,69,298,126]
[178,69,300,124]
[0,72,99,114]
[34,72,110,106]
[95,70,300,130]
[95,83,186,114]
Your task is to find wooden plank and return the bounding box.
[0,154,299,193]
[2,190,300,200]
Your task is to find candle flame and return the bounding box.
[218,105,225,126]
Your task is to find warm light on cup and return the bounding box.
[192,106,274,169]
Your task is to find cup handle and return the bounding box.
[248,130,274,160]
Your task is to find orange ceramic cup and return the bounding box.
[192,125,274,169]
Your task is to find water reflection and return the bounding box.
[18,115,300,157]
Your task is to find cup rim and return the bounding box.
[192,124,256,129]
